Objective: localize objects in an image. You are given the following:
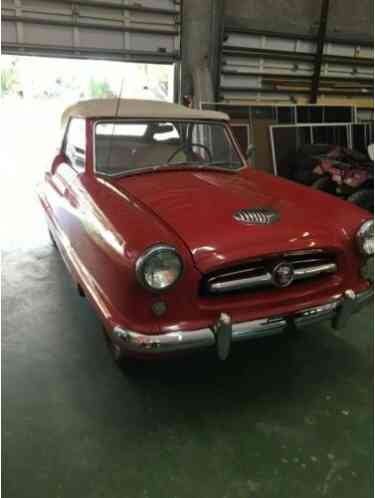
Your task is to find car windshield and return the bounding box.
[94,120,244,176]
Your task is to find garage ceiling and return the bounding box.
[2,0,181,63]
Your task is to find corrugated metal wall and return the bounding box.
[219,27,373,102]
[2,0,181,63]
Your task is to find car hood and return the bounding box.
[114,168,357,273]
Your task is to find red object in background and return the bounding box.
[38,101,373,361]
[313,146,372,190]
[344,168,370,188]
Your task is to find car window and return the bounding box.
[153,122,180,142]
[98,123,147,137]
[95,120,244,176]
[65,118,86,172]
[191,123,242,166]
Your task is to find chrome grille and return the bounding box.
[201,251,337,296]
[234,208,280,225]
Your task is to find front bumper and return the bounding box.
[113,284,373,358]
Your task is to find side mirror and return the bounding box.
[51,151,70,174]
[246,144,256,161]
[154,124,174,133]
[368,144,374,161]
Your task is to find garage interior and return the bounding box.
[1,1,374,497]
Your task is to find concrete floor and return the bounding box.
[2,204,374,497]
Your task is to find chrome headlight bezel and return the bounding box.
[356,219,374,257]
[135,244,183,292]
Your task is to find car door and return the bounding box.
[48,118,86,259]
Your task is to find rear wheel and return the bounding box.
[347,189,374,213]
[311,176,337,195]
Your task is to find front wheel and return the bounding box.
[347,189,374,213]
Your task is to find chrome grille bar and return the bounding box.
[207,262,337,294]
[294,263,337,280]
[210,272,273,293]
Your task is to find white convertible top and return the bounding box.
[61,98,229,126]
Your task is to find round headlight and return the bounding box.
[136,245,183,291]
[356,219,374,256]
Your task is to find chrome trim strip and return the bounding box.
[113,326,215,353]
[354,283,374,305]
[208,262,337,293]
[293,301,339,326]
[210,272,272,292]
[294,262,337,279]
[231,317,288,341]
[112,285,373,355]
[282,249,325,257]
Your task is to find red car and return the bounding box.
[39,99,374,364]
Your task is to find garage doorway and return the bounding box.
[1,55,175,251]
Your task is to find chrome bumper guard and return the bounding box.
[113,284,373,358]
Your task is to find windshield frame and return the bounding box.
[92,118,247,178]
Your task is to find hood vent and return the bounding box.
[234,208,280,225]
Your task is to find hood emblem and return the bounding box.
[272,262,295,288]
[234,208,280,225]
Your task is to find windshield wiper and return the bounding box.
[165,161,206,168]
[206,160,243,168]
[166,160,242,169]
[102,161,242,178]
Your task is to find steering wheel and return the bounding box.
[167,142,212,163]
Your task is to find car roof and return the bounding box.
[61,98,229,126]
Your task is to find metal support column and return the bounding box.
[310,0,330,103]
[208,0,224,101]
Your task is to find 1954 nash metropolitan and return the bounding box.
[39,99,373,363]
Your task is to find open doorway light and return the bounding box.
[1,55,175,102]
[0,56,175,250]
